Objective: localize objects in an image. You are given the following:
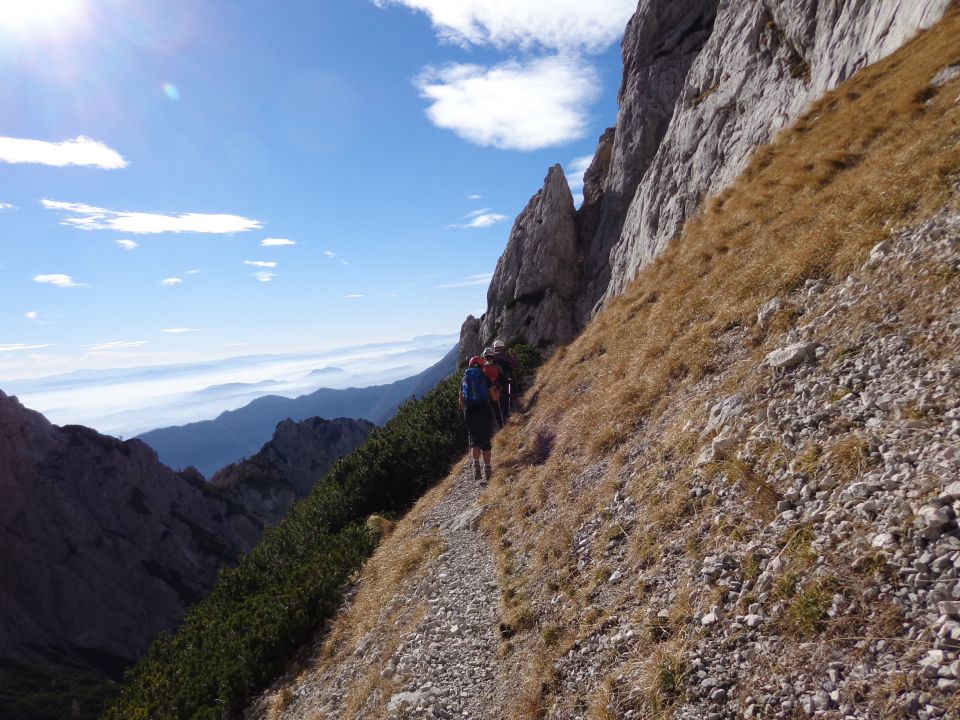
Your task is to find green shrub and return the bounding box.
[104,346,541,720]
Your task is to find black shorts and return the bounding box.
[464,405,493,451]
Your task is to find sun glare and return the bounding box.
[0,0,86,34]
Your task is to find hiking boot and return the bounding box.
[472,462,482,481]
[483,464,493,482]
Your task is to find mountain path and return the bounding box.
[379,467,505,719]
[255,465,506,719]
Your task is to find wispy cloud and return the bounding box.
[25,310,38,320]
[566,154,593,206]
[466,193,482,200]
[447,208,509,229]
[114,238,138,251]
[161,327,204,334]
[261,237,296,247]
[244,260,277,268]
[0,343,56,352]
[435,272,493,289]
[158,277,182,286]
[85,340,148,352]
[252,271,277,282]
[0,202,15,210]
[41,199,262,234]
[34,273,86,288]
[0,135,128,169]
[343,293,364,299]
[416,56,600,150]
[324,250,336,258]
[186,269,201,275]
[373,0,634,52]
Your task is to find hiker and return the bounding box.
[492,339,515,422]
[459,356,494,482]
[482,347,505,429]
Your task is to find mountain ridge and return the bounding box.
[137,344,459,477]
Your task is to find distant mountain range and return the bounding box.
[137,344,459,477]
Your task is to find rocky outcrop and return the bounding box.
[0,391,373,682]
[607,0,952,298]
[477,164,579,350]
[0,390,262,676]
[211,415,375,527]
[462,0,951,353]
[576,0,719,321]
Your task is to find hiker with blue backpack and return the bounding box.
[460,355,495,482]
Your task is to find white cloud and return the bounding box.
[41,199,263,234]
[0,135,128,169]
[85,340,148,352]
[323,250,336,258]
[161,327,204,334]
[344,293,364,299]
[34,273,85,288]
[566,155,593,194]
[373,0,634,52]
[342,259,349,266]
[0,342,55,352]
[0,202,15,209]
[244,260,277,268]
[114,238,138,251]
[25,310,38,320]
[435,272,493,289]
[261,237,296,247]
[186,269,201,275]
[466,194,482,200]
[416,56,600,150]
[158,277,182,286]
[448,209,509,229]
[252,271,277,282]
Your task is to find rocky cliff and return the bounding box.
[462,0,952,356]
[0,391,372,687]
[211,415,375,527]
[0,390,261,676]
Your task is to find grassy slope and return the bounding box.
[482,8,960,717]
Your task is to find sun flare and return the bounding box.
[0,0,85,34]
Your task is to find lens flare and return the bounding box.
[162,83,180,101]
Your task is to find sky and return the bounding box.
[0,0,634,432]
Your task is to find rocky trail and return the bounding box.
[251,467,506,720]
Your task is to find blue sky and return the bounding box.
[0,0,633,428]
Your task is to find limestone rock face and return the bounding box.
[605,0,951,299]
[461,0,951,354]
[477,164,579,350]
[211,415,375,527]
[576,0,719,322]
[0,390,262,675]
[458,315,481,366]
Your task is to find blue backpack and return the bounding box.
[462,367,489,407]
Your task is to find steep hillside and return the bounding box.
[0,394,371,720]
[462,0,951,356]
[248,11,960,719]
[138,345,458,477]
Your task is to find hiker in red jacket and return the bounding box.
[482,347,505,429]
[459,356,494,482]
[492,339,515,422]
